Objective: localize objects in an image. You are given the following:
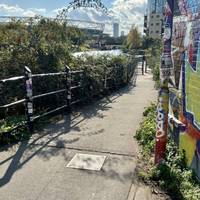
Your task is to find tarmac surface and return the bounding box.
[0,68,157,200]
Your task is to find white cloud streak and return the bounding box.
[0,4,46,17]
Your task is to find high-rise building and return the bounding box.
[146,0,165,38]
[113,23,119,38]
[148,13,164,39]
[121,31,125,37]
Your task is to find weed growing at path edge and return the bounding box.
[135,104,200,200]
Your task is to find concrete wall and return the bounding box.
[170,0,200,179]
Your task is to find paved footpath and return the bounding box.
[0,69,157,200]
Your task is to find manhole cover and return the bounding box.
[67,153,107,171]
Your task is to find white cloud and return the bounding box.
[0,4,23,13]
[110,0,147,33]
[0,4,46,17]
[0,1,147,35]
[22,10,37,17]
[53,0,147,35]
[31,8,46,13]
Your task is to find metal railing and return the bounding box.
[0,62,137,136]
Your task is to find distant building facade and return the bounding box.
[148,13,164,39]
[144,0,165,38]
[113,23,119,38]
[148,0,165,14]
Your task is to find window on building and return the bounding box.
[156,15,160,18]
[156,30,160,33]
[151,23,154,26]
[150,31,153,34]
[156,23,160,26]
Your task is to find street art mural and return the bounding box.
[171,0,200,178]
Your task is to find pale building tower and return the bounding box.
[113,23,119,38]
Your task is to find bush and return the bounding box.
[0,18,138,145]
[135,103,157,156]
[142,37,162,89]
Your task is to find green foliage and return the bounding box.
[141,37,162,88]
[142,36,161,50]
[73,54,137,98]
[135,104,200,200]
[150,141,200,200]
[146,44,162,89]
[0,19,138,145]
[0,116,28,145]
[135,103,157,156]
[0,18,85,79]
[0,51,137,145]
[124,26,141,50]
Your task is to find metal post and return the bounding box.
[126,63,129,83]
[104,66,107,89]
[24,66,33,132]
[65,66,72,112]
[155,0,174,164]
[142,57,144,75]
[0,81,6,118]
[145,58,148,73]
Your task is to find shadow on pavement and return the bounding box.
[0,82,136,187]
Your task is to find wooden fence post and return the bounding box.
[24,66,33,132]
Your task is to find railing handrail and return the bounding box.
[0,60,137,135]
[0,70,84,83]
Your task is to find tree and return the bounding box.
[141,36,161,50]
[125,26,141,50]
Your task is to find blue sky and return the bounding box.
[0,0,113,11]
[0,0,147,34]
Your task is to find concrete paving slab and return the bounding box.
[38,152,136,200]
[134,185,152,200]
[66,153,107,171]
[0,147,136,200]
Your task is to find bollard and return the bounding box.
[65,66,72,112]
[24,66,33,132]
[142,56,145,75]
[145,59,148,73]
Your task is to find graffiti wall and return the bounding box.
[171,0,200,178]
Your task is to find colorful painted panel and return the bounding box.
[178,0,200,20]
[184,51,200,132]
[171,0,200,179]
